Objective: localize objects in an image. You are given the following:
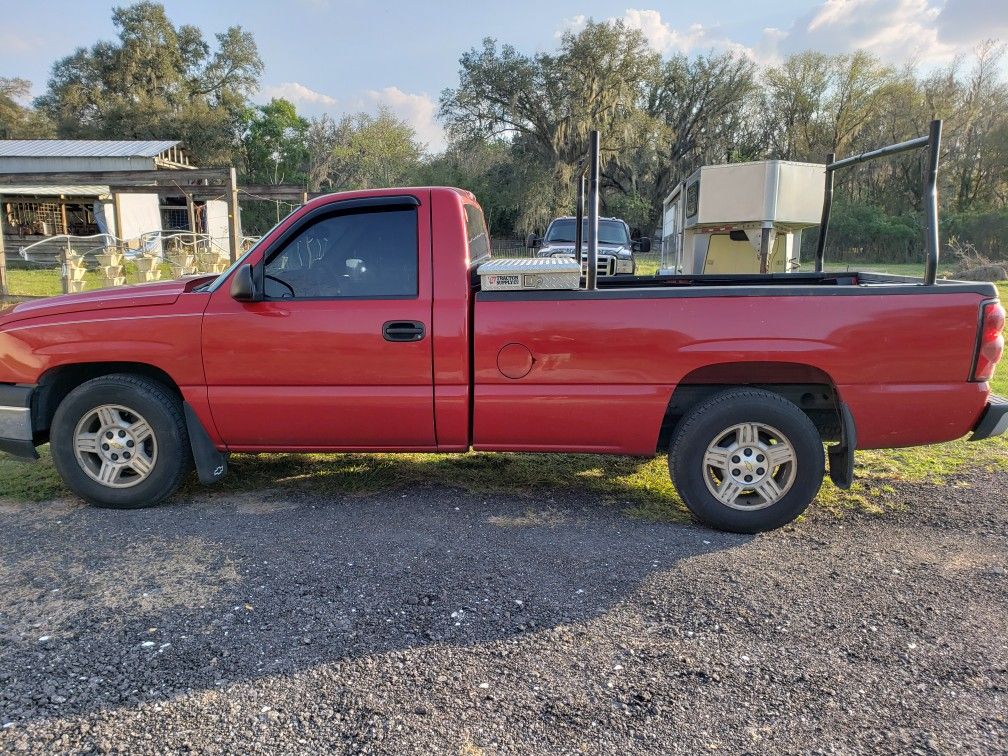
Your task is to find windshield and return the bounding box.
[544,219,629,246]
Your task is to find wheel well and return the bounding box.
[657,363,841,452]
[32,363,182,441]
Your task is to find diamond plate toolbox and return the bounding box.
[477,257,582,291]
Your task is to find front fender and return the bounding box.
[0,311,206,387]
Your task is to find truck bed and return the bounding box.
[472,271,998,455]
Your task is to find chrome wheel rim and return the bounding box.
[73,404,157,489]
[702,422,797,511]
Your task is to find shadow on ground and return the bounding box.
[0,484,747,723]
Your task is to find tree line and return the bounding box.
[2,2,1007,262]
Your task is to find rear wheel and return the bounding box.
[50,374,191,508]
[669,389,825,533]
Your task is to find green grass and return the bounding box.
[1,281,1004,522]
[824,261,957,277]
[6,268,75,297]
[5,262,183,297]
[0,446,690,521]
[635,258,661,276]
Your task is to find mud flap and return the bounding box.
[827,402,856,490]
[183,403,228,485]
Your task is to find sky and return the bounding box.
[2,0,1007,152]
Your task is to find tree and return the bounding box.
[0,78,53,138]
[441,21,660,230]
[764,52,832,160]
[35,1,263,166]
[631,50,761,228]
[440,22,764,233]
[945,42,1008,211]
[325,108,425,190]
[826,51,898,157]
[242,98,309,185]
[305,115,341,192]
[420,137,525,234]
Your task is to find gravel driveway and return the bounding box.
[0,471,1006,754]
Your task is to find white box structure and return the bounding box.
[662,160,826,275]
[686,161,825,228]
[478,257,581,291]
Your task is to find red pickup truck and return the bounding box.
[0,187,1004,532]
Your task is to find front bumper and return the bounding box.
[0,384,38,460]
[970,395,1008,441]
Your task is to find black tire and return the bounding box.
[669,388,825,533]
[50,374,192,509]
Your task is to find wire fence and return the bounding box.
[3,231,667,299]
[4,231,260,298]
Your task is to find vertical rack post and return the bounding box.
[574,173,585,265]
[814,152,835,272]
[759,226,772,274]
[923,119,942,286]
[586,130,600,290]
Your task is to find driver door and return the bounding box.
[201,194,435,450]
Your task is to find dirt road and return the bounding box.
[1,473,1006,754]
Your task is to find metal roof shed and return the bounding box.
[0,140,193,173]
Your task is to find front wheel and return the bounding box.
[50,374,192,508]
[669,389,825,533]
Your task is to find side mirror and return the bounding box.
[230,263,260,302]
[525,233,541,249]
[635,237,652,254]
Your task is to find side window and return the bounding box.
[263,207,418,299]
[464,204,491,263]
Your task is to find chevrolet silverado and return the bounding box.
[0,186,1004,532]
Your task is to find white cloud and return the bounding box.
[770,0,955,65]
[365,86,445,153]
[935,0,1008,44]
[620,10,714,54]
[258,81,338,108]
[555,3,1008,68]
[556,9,755,58]
[255,82,445,153]
[555,14,588,38]
[0,31,46,55]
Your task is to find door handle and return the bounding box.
[382,320,426,342]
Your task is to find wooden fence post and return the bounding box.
[0,211,7,297]
[227,167,241,263]
[62,242,69,295]
[185,193,197,235]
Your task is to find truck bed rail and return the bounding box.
[815,120,942,285]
